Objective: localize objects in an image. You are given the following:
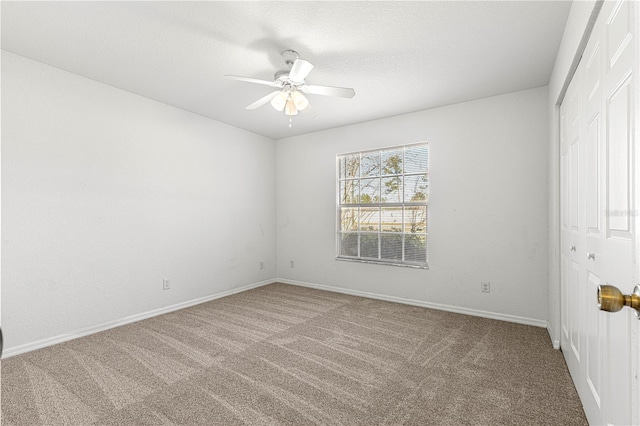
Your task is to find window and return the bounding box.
[337,143,428,268]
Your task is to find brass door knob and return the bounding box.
[597,284,640,318]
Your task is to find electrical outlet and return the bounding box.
[259,261,265,270]
[481,282,491,293]
[290,260,295,268]
[163,278,171,290]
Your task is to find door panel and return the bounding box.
[586,115,600,234]
[586,270,603,410]
[562,255,570,339]
[606,0,632,71]
[570,260,582,361]
[570,141,580,231]
[606,75,632,236]
[562,153,570,231]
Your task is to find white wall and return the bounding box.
[547,0,600,349]
[1,51,277,354]
[276,86,549,324]
[1,43,560,356]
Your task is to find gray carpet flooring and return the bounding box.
[1,283,587,425]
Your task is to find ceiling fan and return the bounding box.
[225,50,355,123]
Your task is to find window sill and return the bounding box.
[335,256,429,270]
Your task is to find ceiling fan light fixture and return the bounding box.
[291,90,309,110]
[270,91,288,111]
[284,98,298,116]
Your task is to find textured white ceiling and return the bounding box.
[1,1,571,140]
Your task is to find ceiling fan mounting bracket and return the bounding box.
[281,50,299,67]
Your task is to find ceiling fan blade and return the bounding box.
[303,84,355,98]
[246,91,282,110]
[288,59,314,83]
[225,75,279,87]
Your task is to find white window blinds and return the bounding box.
[337,143,428,268]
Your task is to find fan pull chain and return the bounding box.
[289,116,292,128]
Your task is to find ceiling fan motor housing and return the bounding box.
[274,69,291,83]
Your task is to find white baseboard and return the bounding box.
[5,278,550,359]
[278,278,548,328]
[2,279,275,359]
[547,323,561,349]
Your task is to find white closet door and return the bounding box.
[559,1,639,425]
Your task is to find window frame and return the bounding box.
[335,142,429,269]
